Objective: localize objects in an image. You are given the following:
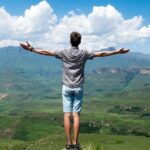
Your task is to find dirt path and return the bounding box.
[0,94,8,100]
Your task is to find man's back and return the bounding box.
[55,47,94,88]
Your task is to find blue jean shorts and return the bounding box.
[62,84,83,112]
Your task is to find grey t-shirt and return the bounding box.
[55,47,95,88]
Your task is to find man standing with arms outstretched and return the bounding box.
[20,32,129,150]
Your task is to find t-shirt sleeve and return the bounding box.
[55,50,64,60]
[85,50,95,60]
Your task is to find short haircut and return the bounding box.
[70,32,81,47]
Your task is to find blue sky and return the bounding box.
[1,0,150,23]
[0,0,150,53]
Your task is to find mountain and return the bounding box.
[1,46,150,94]
[100,47,116,51]
[0,46,61,74]
[0,46,62,93]
[1,46,150,74]
[86,50,150,71]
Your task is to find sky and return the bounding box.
[0,0,150,53]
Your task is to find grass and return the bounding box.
[1,134,149,150]
[0,71,150,149]
[13,116,64,141]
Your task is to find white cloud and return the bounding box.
[0,0,57,39]
[0,1,150,53]
[0,39,19,47]
[15,0,57,35]
[138,25,150,39]
[87,5,123,35]
[0,7,14,38]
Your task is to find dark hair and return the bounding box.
[70,32,81,47]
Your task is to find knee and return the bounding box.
[72,112,80,118]
[64,112,72,118]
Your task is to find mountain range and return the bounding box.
[1,46,150,94]
[0,46,150,75]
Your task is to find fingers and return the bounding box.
[124,49,129,52]
[118,48,130,54]
[20,42,23,46]
[123,49,130,53]
[20,42,30,50]
[20,43,25,48]
[26,41,31,46]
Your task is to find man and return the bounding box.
[20,32,129,150]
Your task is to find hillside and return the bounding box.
[1,46,150,94]
[1,134,150,150]
[0,46,150,150]
[1,46,150,74]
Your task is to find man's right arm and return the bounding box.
[20,42,56,56]
[29,48,56,56]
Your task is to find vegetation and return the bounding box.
[0,46,150,149]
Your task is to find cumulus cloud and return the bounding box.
[15,1,57,35]
[87,5,123,35]
[0,0,57,40]
[0,1,150,53]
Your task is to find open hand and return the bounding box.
[117,48,130,54]
[20,41,32,51]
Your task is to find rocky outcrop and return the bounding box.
[93,67,150,75]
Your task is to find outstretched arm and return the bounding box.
[20,42,55,56]
[94,48,129,57]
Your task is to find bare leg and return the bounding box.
[64,112,72,145]
[72,112,80,144]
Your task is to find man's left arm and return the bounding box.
[93,48,129,57]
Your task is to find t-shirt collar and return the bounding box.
[71,46,79,50]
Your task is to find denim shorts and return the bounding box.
[62,84,83,112]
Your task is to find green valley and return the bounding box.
[0,46,150,150]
